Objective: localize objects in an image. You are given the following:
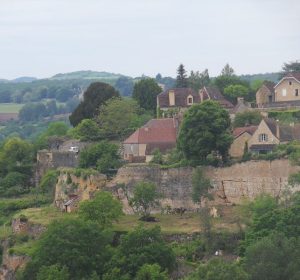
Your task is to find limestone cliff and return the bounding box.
[108,160,300,213]
[53,160,300,213]
[54,169,107,211]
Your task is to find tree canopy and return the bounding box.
[177,101,233,164]
[78,191,123,228]
[176,64,188,88]
[233,111,262,128]
[97,97,151,140]
[22,218,113,280]
[129,181,161,218]
[69,82,120,126]
[132,78,162,112]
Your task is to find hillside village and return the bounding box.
[0,62,300,280]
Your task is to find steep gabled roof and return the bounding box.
[264,118,277,136]
[262,81,275,92]
[233,126,258,138]
[202,86,234,109]
[157,88,200,108]
[275,72,300,88]
[123,118,177,144]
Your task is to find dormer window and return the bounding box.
[259,133,268,142]
[289,81,292,86]
[187,95,193,105]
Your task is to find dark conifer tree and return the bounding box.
[176,64,188,88]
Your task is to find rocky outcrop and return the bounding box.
[108,160,300,212]
[0,255,30,280]
[54,169,107,211]
[11,218,45,239]
[53,160,300,213]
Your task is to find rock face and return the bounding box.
[53,160,300,213]
[11,218,45,239]
[54,170,107,211]
[108,160,300,213]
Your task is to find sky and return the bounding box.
[0,0,299,79]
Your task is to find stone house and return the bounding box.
[229,125,258,158]
[199,86,234,109]
[157,87,233,116]
[157,88,200,115]
[245,118,300,154]
[256,81,276,108]
[256,73,300,108]
[123,118,178,162]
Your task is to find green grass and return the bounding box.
[0,225,12,240]
[114,210,241,234]
[13,206,67,226]
[0,103,24,113]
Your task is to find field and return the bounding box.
[0,103,24,113]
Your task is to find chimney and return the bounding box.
[199,89,204,102]
[276,119,280,139]
[237,97,244,104]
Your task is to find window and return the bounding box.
[259,133,268,142]
[187,95,194,105]
[282,88,287,96]
[296,89,299,96]
[289,81,292,86]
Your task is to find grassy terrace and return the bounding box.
[13,205,241,235]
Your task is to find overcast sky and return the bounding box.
[0,0,299,79]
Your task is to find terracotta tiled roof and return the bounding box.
[233,126,258,138]
[201,86,234,109]
[123,118,177,144]
[157,88,200,108]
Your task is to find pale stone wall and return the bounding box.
[109,160,300,213]
[229,133,251,158]
[256,85,273,107]
[275,78,300,102]
[53,160,300,214]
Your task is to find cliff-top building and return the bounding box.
[256,73,300,108]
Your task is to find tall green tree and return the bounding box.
[68,119,102,141]
[188,69,210,91]
[22,218,113,280]
[132,79,162,112]
[233,111,262,128]
[69,82,119,126]
[177,101,233,164]
[129,182,161,218]
[97,97,151,140]
[0,137,34,176]
[221,63,235,76]
[107,226,175,278]
[244,233,300,280]
[78,191,123,228]
[224,84,249,104]
[281,60,300,77]
[79,141,120,174]
[176,64,188,88]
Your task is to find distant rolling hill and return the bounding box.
[51,70,128,81]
